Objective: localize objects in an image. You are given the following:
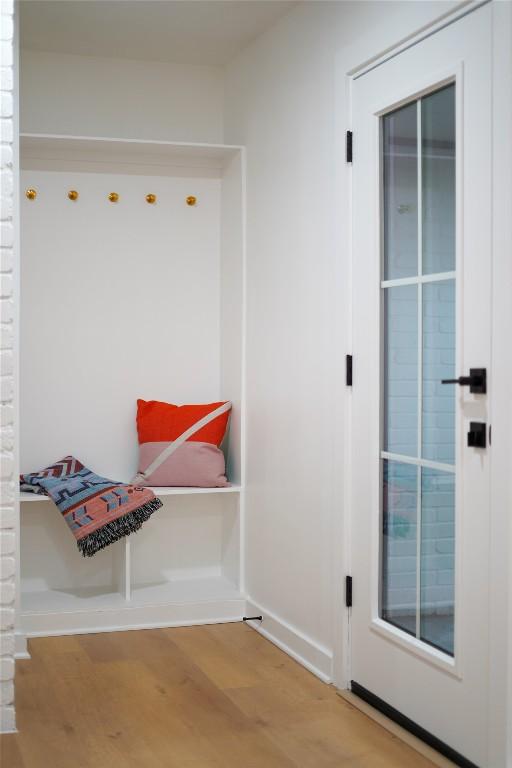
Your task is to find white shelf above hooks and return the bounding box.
[20,133,244,178]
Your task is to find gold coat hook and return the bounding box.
[108,192,119,203]
[68,190,79,201]
[146,193,157,204]
[186,195,197,207]
[26,188,37,200]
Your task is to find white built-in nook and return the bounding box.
[18,134,246,643]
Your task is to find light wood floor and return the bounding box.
[1,623,436,768]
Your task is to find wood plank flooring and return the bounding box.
[0,623,436,768]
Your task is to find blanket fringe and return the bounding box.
[77,497,163,557]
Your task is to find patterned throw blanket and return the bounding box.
[20,456,162,557]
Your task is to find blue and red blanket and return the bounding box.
[20,456,162,557]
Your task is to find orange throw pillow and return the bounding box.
[135,400,231,487]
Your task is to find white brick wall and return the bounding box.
[0,0,16,734]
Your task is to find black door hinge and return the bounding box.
[346,354,353,386]
[346,131,353,163]
[345,575,353,608]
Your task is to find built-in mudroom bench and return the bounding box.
[17,134,246,652]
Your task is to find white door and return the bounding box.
[350,5,492,767]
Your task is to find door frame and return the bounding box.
[333,2,512,766]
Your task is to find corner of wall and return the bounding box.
[0,0,17,735]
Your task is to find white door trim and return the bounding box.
[488,2,512,765]
[347,1,489,80]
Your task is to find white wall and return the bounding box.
[224,0,461,676]
[20,168,222,482]
[20,49,224,144]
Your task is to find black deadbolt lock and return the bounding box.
[467,422,487,448]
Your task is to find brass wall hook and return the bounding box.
[146,193,157,204]
[108,192,119,203]
[186,195,197,206]
[68,190,79,201]
[25,188,37,200]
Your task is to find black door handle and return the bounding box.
[441,367,486,394]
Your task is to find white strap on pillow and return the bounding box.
[132,401,232,485]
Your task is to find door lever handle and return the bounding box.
[442,376,472,386]
[441,367,486,394]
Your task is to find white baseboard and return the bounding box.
[244,596,333,683]
[23,615,244,639]
[21,597,245,638]
[14,631,30,660]
[16,596,334,686]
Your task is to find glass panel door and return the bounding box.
[380,84,456,656]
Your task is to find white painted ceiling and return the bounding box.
[19,1,298,67]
